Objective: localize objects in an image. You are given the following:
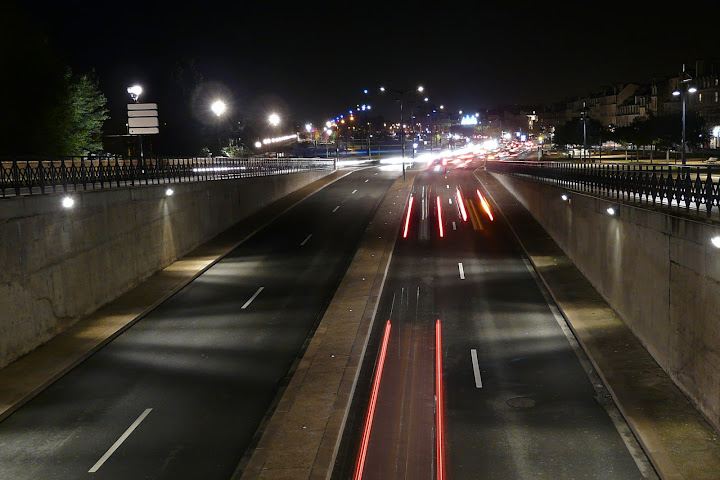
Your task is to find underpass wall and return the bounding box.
[0,171,332,369]
[492,172,720,431]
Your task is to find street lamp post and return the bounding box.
[211,99,227,156]
[673,67,697,166]
[581,102,588,162]
[127,85,144,165]
[380,85,424,181]
[268,113,281,158]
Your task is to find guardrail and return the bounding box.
[487,160,720,218]
[0,156,335,198]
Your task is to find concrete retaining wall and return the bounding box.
[0,171,332,368]
[493,172,720,431]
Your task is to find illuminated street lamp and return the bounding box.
[126,85,144,163]
[211,100,227,156]
[672,66,697,166]
[379,84,425,181]
[127,85,143,103]
[268,113,281,127]
[211,100,227,117]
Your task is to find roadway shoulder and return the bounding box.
[474,169,720,480]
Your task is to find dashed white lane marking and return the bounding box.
[458,262,465,279]
[89,408,153,473]
[333,206,340,212]
[300,234,312,246]
[352,189,357,194]
[471,349,483,388]
[242,287,264,309]
[452,222,457,230]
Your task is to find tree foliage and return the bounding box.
[58,71,110,155]
[554,112,709,151]
[610,113,707,150]
[553,117,606,147]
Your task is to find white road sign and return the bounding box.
[127,103,159,135]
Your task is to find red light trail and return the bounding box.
[403,196,414,238]
[353,320,392,480]
[436,196,444,237]
[436,319,446,480]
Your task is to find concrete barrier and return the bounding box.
[0,171,333,369]
[492,172,720,432]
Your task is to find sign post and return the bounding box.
[127,103,159,166]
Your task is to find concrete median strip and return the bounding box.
[238,171,417,480]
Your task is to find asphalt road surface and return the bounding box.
[0,167,397,479]
[335,158,651,480]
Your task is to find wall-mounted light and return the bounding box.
[165,188,174,196]
[606,207,616,216]
[61,196,75,209]
[561,194,568,201]
[711,236,720,248]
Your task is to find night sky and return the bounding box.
[5,0,720,153]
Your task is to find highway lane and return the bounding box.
[335,159,651,479]
[0,167,398,480]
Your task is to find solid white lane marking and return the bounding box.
[471,349,483,388]
[242,287,264,309]
[333,206,340,212]
[300,234,312,246]
[89,408,152,473]
[452,221,457,230]
[352,189,357,194]
[458,263,465,279]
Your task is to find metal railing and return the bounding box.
[0,156,335,198]
[487,160,720,218]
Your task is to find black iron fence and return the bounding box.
[0,156,335,198]
[487,160,720,218]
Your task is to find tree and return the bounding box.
[612,113,708,159]
[553,117,606,148]
[57,71,109,156]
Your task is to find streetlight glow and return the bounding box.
[62,196,75,209]
[127,85,143,102]
[211,100,227,117]
[268,113,280,126]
